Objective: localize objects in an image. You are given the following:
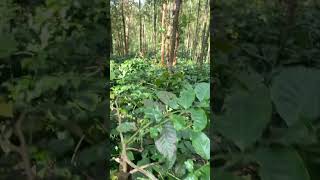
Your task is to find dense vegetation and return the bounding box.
[213,1,320,180]
[110,58,210,179]
[110,0,210,179]
[0,0,108,179]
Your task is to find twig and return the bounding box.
[126,147,143,152]
[129,162,158,174]
[71,135,86,165]
[124,157,158,180]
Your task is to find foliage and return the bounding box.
[0,0,107,179]
[213,1,320,180]
[110,58,210,179]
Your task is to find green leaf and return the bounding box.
[116,122,137,133]
[150,127,160,138]
[155,123,177,159]
[194,83,210,101]
[191,132,210,160]
[184,159,194,172]
[144,105,163,122]
[127,151,135,161]
[184,173,198,180]
[254,147,310,180]
[178,88,195,109]
[194,164,210,179]
[170,114,187,131]
[215,82,271,150]
[271,67,320,126]
[190,108,207,132]
[156,91,177,105]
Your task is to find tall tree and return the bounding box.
[168,0,182,71]
[121,0,129,55]
[153,0,157,53]
[192,0,201,60]
[160,1,167,65]
[139,0,143,55]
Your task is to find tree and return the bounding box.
[168,0,182,71]
[160,1,167,65]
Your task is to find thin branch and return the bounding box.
[129,162,158,174]
[71,135,86,165]
[126,147,143,152]
[124,157,158,180]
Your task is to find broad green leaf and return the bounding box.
[254,147,310,180]
[190,108,207,132]
[168,98,179,109]
[116,122,137,133]
[156,91,177,105]
[144,105,163,122]
[170,114,187,131]
[215,82,271,150]
[155,123,177,160]
[191,132,210,160]
[178,88,195,109]
[194,164,210,179]
[271,67,320,126]
[194,83,210,101]
[184,173,198,180]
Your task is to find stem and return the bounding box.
[71,135,86,165]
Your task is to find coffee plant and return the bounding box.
[110,58,210,179]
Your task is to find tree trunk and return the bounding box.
[121,0,128,55]
[198,22,209,66]
[168,0,182,71]
[153,0,157,53]
[192,0,201,60]
[173,31,179,66]
[160,2,167,66]
[139,0,143,55]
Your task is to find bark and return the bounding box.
[192,0,201,60]
[168,0,182,71]
[139,0,143,55]
[160,2,167,65]
[198,22,209,66]
[153,0,157,53]
[121,0,128,55]
[173,31,179,66]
